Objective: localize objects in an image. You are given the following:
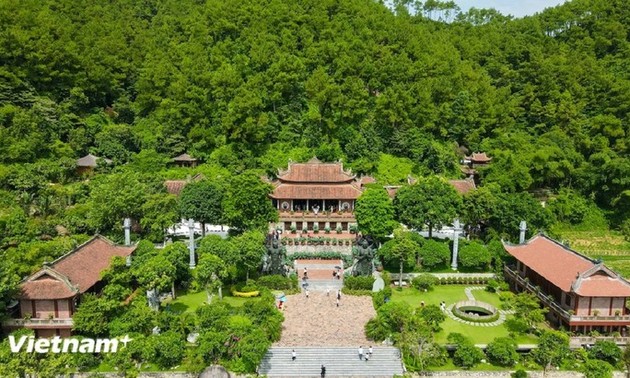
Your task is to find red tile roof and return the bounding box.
[19,236,136,300]
[448,179,477,194]
[277,158,355,183]
[165,180,187,195]
[503,235,630,296]
[271,183,363,200]
[52,236,135,293]
[20,270,78,300]
[467,152,492,163]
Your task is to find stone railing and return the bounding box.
[3,317,74,327]
[278,211,356,219]
[570,336,630,347]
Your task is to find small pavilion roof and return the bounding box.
[503,234,630,296]
[173,153,197,162]
[466,152,492,163]
[76,154,112,167]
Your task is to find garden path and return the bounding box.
[443,286,514,327]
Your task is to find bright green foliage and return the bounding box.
[230,230,267,280]
[394,176,462,237]
[355,187,396,240]
[447,333,484,369]
[418,239,450,269]
[581,359,613,378]
[141,192,179,242]
[223,171,278,232]
[411,274,439,291]
[547,189,591,224]
[486,337,519,367]
[458,241,492,270]
[379,230,420,286]
[587,340,622,367]
[531,330,570,372]
[512,292,548,332]
[179,180,226,230]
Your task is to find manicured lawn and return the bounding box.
[164,290,255,312]
[390,286,538,345]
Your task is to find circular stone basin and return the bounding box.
[453,300,498,322]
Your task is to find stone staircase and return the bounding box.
[259,346,404,377]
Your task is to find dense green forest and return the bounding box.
[0,0,629,318]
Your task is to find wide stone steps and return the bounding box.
[259,346,404,377]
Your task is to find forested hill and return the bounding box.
[0,0,628,224]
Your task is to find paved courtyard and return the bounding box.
[275,291,376,347]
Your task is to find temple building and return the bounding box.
[3,236,136,338]
[268,158,374,232]
[461,152,492,178]
[75,154,112,175]
[172,153,198,168]
[503,234,630,334]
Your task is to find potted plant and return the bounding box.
[336,226,343,234]
[287,239,293,246]
[349,224,358,234]
[290,225,297,234]
[345,240,350,246]
[615,309,621,317]
[593,310,600,317]
[281,239,287,245]
[313,224,319,234]
[302,228,308,235]
[325,226,331,234]
[332,239,337,246]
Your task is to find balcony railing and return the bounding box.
[504,266,630,323]
[278,211,355,219]
[3,317,73,327]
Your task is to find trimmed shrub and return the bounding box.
[486,337,519,367]
[372,286,393,309]
[257,275,296,290]
[344,276,375,290]
[411,274,439,291]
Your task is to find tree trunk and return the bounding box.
[171,281,176,299]
[218,285,223,300]
[399,260,404,287]
[202,222,206,237]
[428,223,433,239]
[246,270,250,281]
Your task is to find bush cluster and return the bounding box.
[411,274,439,291]
[344,275,375,290]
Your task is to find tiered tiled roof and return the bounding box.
[20,236,136,300]
[271,158,373,200]
[277,158,356,183]
[503,234,630,297]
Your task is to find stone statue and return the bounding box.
[263,238,287,276]
[352,236,375,276]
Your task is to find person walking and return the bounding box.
[336,297,340,307]
[327,288,330,297]
[336,290,341,301]
[358,346,364,360]
[368,345,373,356]
[320,364,326,378]
[292,349,297,361]
[305,289,310,299]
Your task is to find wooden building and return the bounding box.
[76,154,112,175]
[503,234,630,334]
[268,158,374,232]
[3,236,136,337]
[172,153,198,168]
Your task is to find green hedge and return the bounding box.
[257,275,298,290]
[341,287,372,296]
[412,274,439,291]
[344,276,375,290]
[437,276,492,285]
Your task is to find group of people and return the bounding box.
[290,346,375,377]
[358,345,374,361]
